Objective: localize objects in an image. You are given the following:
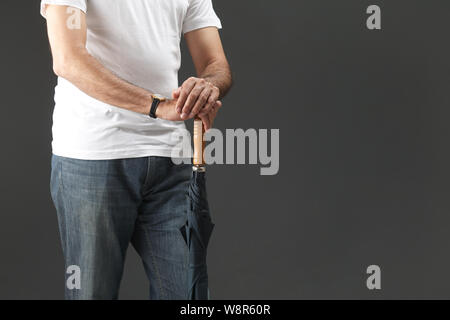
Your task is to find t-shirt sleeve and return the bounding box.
[40,0,87,18]
[182,0,222,34]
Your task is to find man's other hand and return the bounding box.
[157,97,221,131]
[198,100,222,131]
[173,77,220,120]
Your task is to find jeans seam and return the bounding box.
[58,160,72,265]
[143,228,166,299]
[53,158,76,298]
[143,157,153,190]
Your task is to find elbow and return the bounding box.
[52,49,84,79]
[52,61,64,78]
[52,56,71,78]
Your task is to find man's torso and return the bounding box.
[42,0,220,160]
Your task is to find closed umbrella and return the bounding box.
[186,118,215,300]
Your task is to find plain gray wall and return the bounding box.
[1,0,449,299]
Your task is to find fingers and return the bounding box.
[180,79,208,119]
[210,101,222,129]
[190,87,212,118]
[214,100,222,110]
[175,77,197,114]
[176,77,220,120]
[199,87,220,117]
[201,100,222,131]
[199,113,211,131]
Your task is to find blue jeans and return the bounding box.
[50,155,192,300]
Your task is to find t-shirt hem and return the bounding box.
[183,20,222,34]
[52,148,191,160]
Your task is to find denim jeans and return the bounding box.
[50,155,192,300]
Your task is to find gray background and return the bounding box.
[0,0,449,299]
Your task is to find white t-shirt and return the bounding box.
[40,0,221,160]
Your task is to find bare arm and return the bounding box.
[174,27,232,123]
[45,5,181,120]
[186,27,232,99]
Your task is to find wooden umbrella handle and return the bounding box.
[193,118,205,166]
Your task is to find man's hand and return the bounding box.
[173,27,232,124]
[156,98,221,128]
[174,77,220,120]
[198,100,222,131]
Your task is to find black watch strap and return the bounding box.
[149,97,161,119]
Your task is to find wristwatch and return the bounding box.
[149,94,166,119]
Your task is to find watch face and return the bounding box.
[153,94,165,101]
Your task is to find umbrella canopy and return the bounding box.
[187,119,215,300]
[187,167,214,299]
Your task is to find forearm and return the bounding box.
[55,49,153,115]
[199,60,232,100]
